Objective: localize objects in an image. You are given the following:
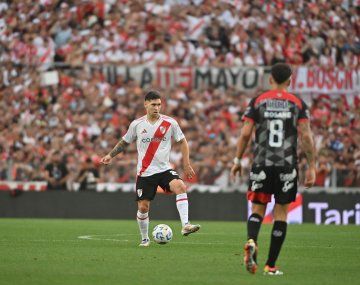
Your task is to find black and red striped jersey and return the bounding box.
[242,90,310,167]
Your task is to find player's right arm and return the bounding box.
[101,120,137,164]
[230,119,255,181]
[230,98,256,181]
[298,120,316,188]
[100,138,130,164]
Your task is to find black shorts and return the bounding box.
[247,166,298,205]
[135,169,181,201]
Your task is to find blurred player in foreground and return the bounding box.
[231,63,316,275]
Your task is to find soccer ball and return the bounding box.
[152,224,173,244]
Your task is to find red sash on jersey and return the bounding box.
[138,120,171,176]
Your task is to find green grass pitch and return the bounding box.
[0,219,359,285]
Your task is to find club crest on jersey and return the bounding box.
[137,189,143,197]
[159,126,166,134]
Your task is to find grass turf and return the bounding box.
[0,219,358,285]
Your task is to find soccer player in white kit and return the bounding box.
[100,91,200,246]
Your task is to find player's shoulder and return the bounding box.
[130,115,147,125]
[283,91,305,108]
[254,90,272,99]
[131,115,146,124]
[251,90,273,106]
[161,114,179,125]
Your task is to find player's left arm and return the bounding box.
[298,120,316,188]
[297,99,316,188]
[230,119,255,180]
[178,138,195,179]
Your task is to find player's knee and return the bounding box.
[138,203,149,213]
[176,182,187,194]
[169,180,187,194]
[252,203,266,217]
[273,204,289,221]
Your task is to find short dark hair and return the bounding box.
[144,90,161,101]
[271,63,292,84]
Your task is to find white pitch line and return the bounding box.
[78,235,130,242]
[77,234,228,245]
[76,234,360,249]
[0,239,81,242]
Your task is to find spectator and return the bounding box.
[76,158,100,191]
[0,0,358,190]
[44,151,69,190]
[315,156,331,187]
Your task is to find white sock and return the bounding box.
[176,193,189,227]
[137,211,149,240]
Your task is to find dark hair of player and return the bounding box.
[271,63,292,84]
[144,90,161,101]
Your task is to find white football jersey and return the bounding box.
[122,115,185,177]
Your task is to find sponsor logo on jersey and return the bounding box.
[266,100,290,111]
[250,170,266,181]
[137,189,143,197]
[282,181,294,192]
[170,170,178,176]
[280,169,297,192]
[264,111,292,119]
[279,169,297,181]
[141,137,167,143]
[251,181,263,191]
[141,129,147,134]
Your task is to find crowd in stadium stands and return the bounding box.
[0,0,359,189]
[1,0,359,67]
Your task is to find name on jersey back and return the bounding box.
[264,100,292,119]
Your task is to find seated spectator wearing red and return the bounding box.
[315,156,331,187]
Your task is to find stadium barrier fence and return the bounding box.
[0,188,359,225]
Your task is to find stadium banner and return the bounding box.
[290,67,360,94]
[303,193,360,225]
[100,64,360,94]
[100,64,270,92]
[1,185,360,223]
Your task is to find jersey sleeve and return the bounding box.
[172,120,185,142]
[242,97,257,123]
[298,99,310,123]
[122,121,137,143]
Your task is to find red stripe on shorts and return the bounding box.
[247,191,272,204]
